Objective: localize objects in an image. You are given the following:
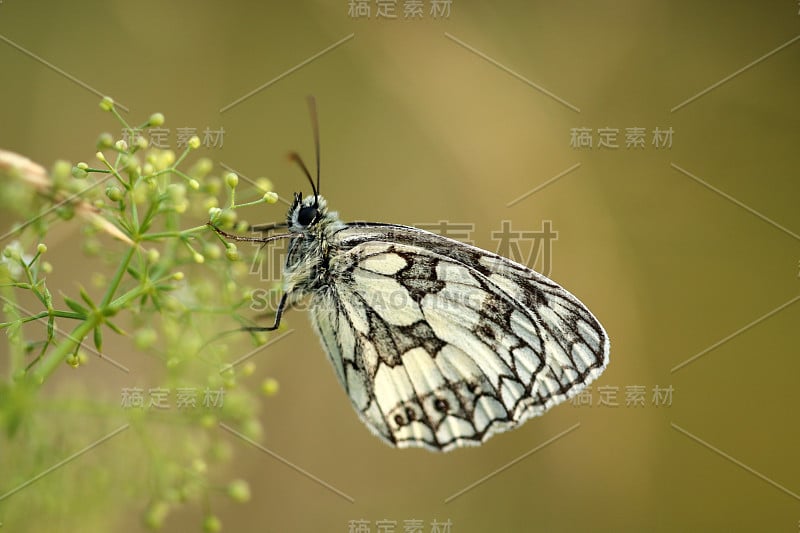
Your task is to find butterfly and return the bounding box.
[210,97,610,452]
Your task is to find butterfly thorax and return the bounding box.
[282,195,346,302]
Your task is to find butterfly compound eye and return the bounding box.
[297,205,318,226]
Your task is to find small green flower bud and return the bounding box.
[96,151,107,164]
[2,244,21,261]
[163,150,176,166]
[166,183,186,203]
[189,158,213,179]
[157,150,176,170]
[123,154,140,174]
[256,177,273,192]
[106,185,124,202]
[227,480,251,503]
[263,191,279,204]
[242,419,263,440]
[225,243,239,261]
[200,414,216,428]
[99,96,114,111]
[77,162,89,170]
[192,252,205,264]
[41,261,53,274]
[146,248,160,263]
[218,209,237,227]
[188,178,200,190]
[134,328,158,350]
[144,501,170,529]
[83,239,101,256]
[172,271,184,281]
[96,132,114,150]
[203,515,222,533]
[55,204,74,221]
[242,362,256,376]
[71,166,88,179]
[52,160,72,181]
[205,176,222,195]
[132,181,151,204]
[135,135,149,150]
[115,140,128,152]
[224,172,238,189]
[203,243,221,260]
[148,112,165,127]
[261,377,279,397]
[188,136,201,149]
[208,207,222,223]
[37,243,48,254]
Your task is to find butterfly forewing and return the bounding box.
[304,222,609,452]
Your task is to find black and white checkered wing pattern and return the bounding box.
[308,224,609,452]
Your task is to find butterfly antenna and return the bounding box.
[287,151,317,199]
[307,95,321,203]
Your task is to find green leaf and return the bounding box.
[149,292,162,312]
[105,320,126,336]
[79,286,96,308]
[42,285,53,308]
[126,266,141,281]
[93,325,103,351]
[63,296,88,316]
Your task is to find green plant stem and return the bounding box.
[101,246,135,307]
[172,146,193,170]
[110,106,132,131]
[232,198,265,209]
[30,315,98,384]
[1,284,24,381]
[108,284,147,310]
[140,225,208,241]
[0,309,84,328]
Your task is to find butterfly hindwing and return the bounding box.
[307,223,609,452]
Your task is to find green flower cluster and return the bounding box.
[0,97,284,531]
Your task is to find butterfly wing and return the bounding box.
[308,223,609,452]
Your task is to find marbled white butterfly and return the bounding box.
[211,98,609,452]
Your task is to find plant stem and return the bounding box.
[140,225,208,241]
[101,245,136,308]
[1,284,24,381]
[30,315,98,384]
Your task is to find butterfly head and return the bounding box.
[284,97,340,234]
[288,192,328,230]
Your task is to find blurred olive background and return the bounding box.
[1,1,799,531]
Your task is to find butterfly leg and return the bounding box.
[242,292,288,332]
[249,221,289,232]
[207,222,296,244]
